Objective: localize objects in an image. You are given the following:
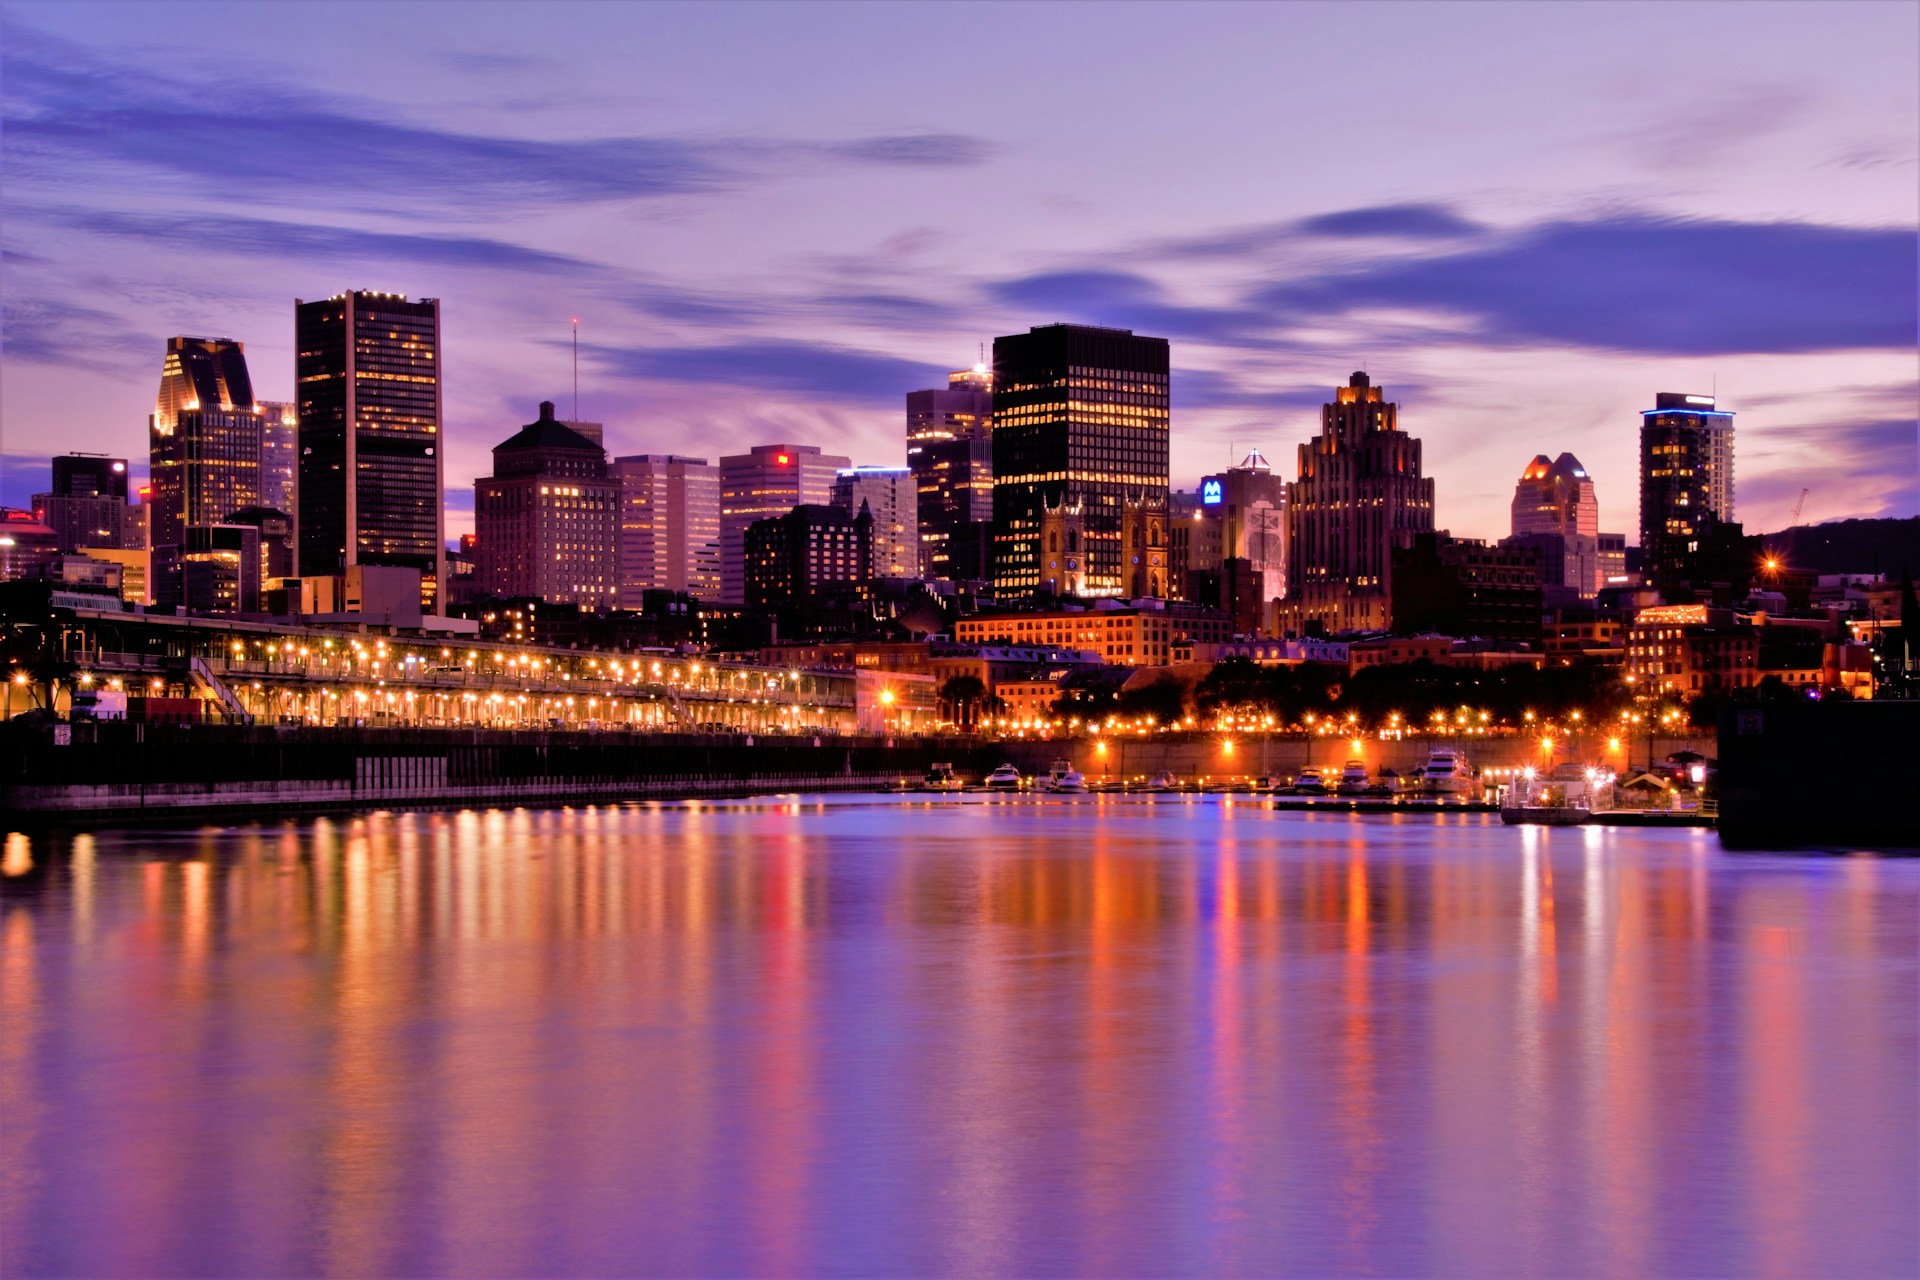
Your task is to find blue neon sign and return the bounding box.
[1200,479,1223,505]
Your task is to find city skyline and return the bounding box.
[2,2,1914,543]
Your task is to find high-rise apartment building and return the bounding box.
[1282,372,1435,634]
[1639,392,1735,596]
[1508,452,1600,598]
[743,504,872,612]
[990,324,1170,599]
[295,291,444,609]
[149,337,266,605]
[831,467,918,579]
[718,443,849,603]
[1191,449,1288,606]
[257,400,298,515]
[474,402,619,606]
[52,454,129,501]
[614,454,721,605]
[906,365,993,578]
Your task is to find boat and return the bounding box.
[1501,762,1612,825]
[1418,749,1473,795]
[1044,758,1072,789]
[920,762,962,791]
[1144,770,1176,792]
[1336,759,1371,795]
[1291,767,1328,796]
[984,764,1023,791]
[1050,767,1090,794]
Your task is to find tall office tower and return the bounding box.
[1193,449,1289,606]
[1282,372,1435,634]
[613,454,722,605]
[718,443,849,603]
[474,401,619,606]
[1509,452,1600,598]
[1639,392,1736,596]
[831,467,918,578]
[906,365,993,578]
[33,453,136,552]
[149,337,265,604]
[256,400,298,515]
[990,323,1170,599]
[295,291,445,610]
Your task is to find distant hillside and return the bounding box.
[1759,518,1920,576]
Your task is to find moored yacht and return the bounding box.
[984,764,1023,791]
[1420,749,1473,795]
[1291,767,1328,796]
[1336,760,1371,795]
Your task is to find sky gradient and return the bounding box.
[3,0,1915,541]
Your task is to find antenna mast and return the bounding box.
[571,317,580,420]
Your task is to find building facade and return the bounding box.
[614,454,721,606]
[718,443,849,604]
[257,400,298,515]
[1639,392,1735,597]
[1390,532,1544,646]
[1192,449,1288,605]
[474,402,620,606]
[1509,452,1599,597]
[1627,603,1758,697]
[742,504,872,612]
[954,603,1231,666]
[832,467,918,579]
[1283,372,1436,634]
[906,366,993,579]
[990,324,1170,599]
[294,291,445,609]
[149,337,266,603]
[33,453,138,554]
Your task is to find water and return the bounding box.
[2,798,1914,1278]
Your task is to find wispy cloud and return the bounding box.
[583,338,948,404]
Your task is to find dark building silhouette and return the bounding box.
[1282,372,1435,634]
[295,292,444,609]
[52,454,129,501]
[224,505,296,581]
[718,443,849,603]
[1390,532,1542,645]
[744,503,873,612]
[33,454,138,553]
[1639,392,1736,598]
[907,365,993,579]
[474,402,619,606]
[990,324,1170,599]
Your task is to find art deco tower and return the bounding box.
[294,291,445,609]
[1282,372,1435,633]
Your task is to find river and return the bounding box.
[2,797,1914,1277]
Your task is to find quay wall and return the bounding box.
[1717,701,1919,850]
[3,722,1715,818]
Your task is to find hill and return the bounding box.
[1759,517,1920,577]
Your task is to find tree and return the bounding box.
[937,674,987,728]
[1116,676,1189,725]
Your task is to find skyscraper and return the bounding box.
[906,365,993,579]
[295,291,444,609]
[743,504,873,612]
[1639,392,1736,596]
[474,402,619,606]
[614,454,722,605]
[1282,372,1435,634]
[718,443,849,604]
[1508,451,1600,598]
[33,453,137,553]
[990,323,1170,599]
[831,467,918,579]
[51,454,129,501]
[1192,449,1289,606]
[149,336,265,605]
[257,399,298,515]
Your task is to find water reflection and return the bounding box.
[2,801,1914,1277]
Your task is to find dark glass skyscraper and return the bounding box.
[1639,392,1735,596]
[906,366,992,579]
[990,324,1170,599]
[295,292,444,609]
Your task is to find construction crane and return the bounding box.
[1789,487,1811,526]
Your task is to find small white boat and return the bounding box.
[1050,768,1089,794]
[1291,767,1328,796]
[1144,770,1176,792]
[1336,759,1371,795]
[984,764,1022,791]
[1419,750,1472,795]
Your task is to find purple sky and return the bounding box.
[3,1,1915,542]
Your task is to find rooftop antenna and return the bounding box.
[571,318,580,420]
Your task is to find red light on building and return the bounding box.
[776,453,790,465]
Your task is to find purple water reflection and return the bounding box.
[2,799,1914,1277]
